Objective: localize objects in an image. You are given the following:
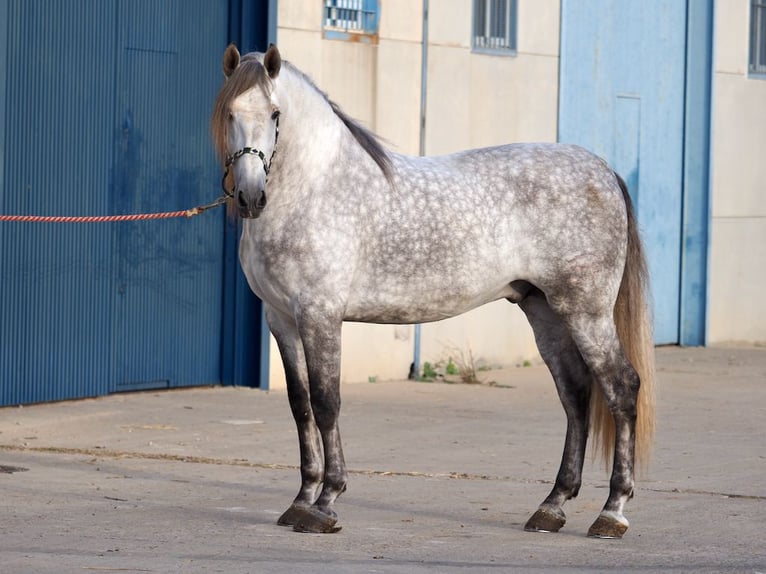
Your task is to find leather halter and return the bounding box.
[221,112,280,198]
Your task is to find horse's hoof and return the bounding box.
[293,507,342,534]
[277,502,312,527]
[524,507,566,533]
[587,512,629,539]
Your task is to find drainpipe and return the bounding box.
[412,0,428,379]
[419,0,429,159]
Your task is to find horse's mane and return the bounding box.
[330,98,394,185]
[211,54,394,185]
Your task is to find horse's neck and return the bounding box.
[276,69,345,182]
[267,67,391,220]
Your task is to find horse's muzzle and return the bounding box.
[237,188,267,219]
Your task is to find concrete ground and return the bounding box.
[0,346,764,573]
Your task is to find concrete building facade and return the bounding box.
[266,0,765,389]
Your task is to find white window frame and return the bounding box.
[472,0,518,55]
[323,0,380,39]
[750,0,766,76]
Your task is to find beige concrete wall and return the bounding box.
[264,0,766,390]
[708,2,766,344]
[425,0,559,153]
[268,1,560,388]
[420,0,559,370]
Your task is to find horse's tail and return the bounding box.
[590,172,656,472]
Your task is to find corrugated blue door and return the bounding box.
[112,0,227,390]
[0,0,229,404]
[0,0,119,404]
[558,0,687,344]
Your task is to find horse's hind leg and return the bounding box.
[264,306,324,527]
[516,288,592,533]
[565,311,640,539]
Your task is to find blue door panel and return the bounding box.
[113,0,227,390]
[0,0,230,404]
[559,0,686,344]
[0,0,119,404]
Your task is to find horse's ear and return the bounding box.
[223,43,240,78]
[264,44,281,79]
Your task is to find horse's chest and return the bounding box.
[239,222,356,310]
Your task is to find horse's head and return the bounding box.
[212,44,282,219]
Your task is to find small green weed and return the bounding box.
[421,361,438,380]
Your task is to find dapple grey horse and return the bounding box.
[211,44,655,538]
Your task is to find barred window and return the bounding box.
[473,0,518,54]
[751,0,766,75]
[323,0,380,38]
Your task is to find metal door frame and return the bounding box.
[221,0,278,390]
[679,0,713,345]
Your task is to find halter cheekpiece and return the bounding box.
[221,112,280,198]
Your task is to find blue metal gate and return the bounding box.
[558,0,712,345]
[111,1,227,390]
[0,0,262,405]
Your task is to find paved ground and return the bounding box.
[0,346,764,573]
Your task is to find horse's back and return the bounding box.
[449,142,618,202]
[388,142,623,226]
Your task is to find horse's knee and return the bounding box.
[309,387,340,430]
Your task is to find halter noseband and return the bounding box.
[221,112,280,199]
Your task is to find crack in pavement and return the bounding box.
[3,444,764,500]
[0,444,549,483]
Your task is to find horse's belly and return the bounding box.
[344,278,515,324]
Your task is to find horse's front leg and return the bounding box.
[265,306,325,526]
[291,308,347,533]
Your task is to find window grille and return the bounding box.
[323,0,380,36]
[751,0,766,75]
[473,0,518,54]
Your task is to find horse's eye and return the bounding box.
[227,111,234,121]
[271,110,280,121]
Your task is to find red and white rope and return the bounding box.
[0,200,227,223]
[0,211,195,223]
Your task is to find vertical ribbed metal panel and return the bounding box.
[111,0,227,390]
[0,0,229,405]
[1,0,119,404]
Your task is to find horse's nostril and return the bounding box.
[235,189,266,213]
